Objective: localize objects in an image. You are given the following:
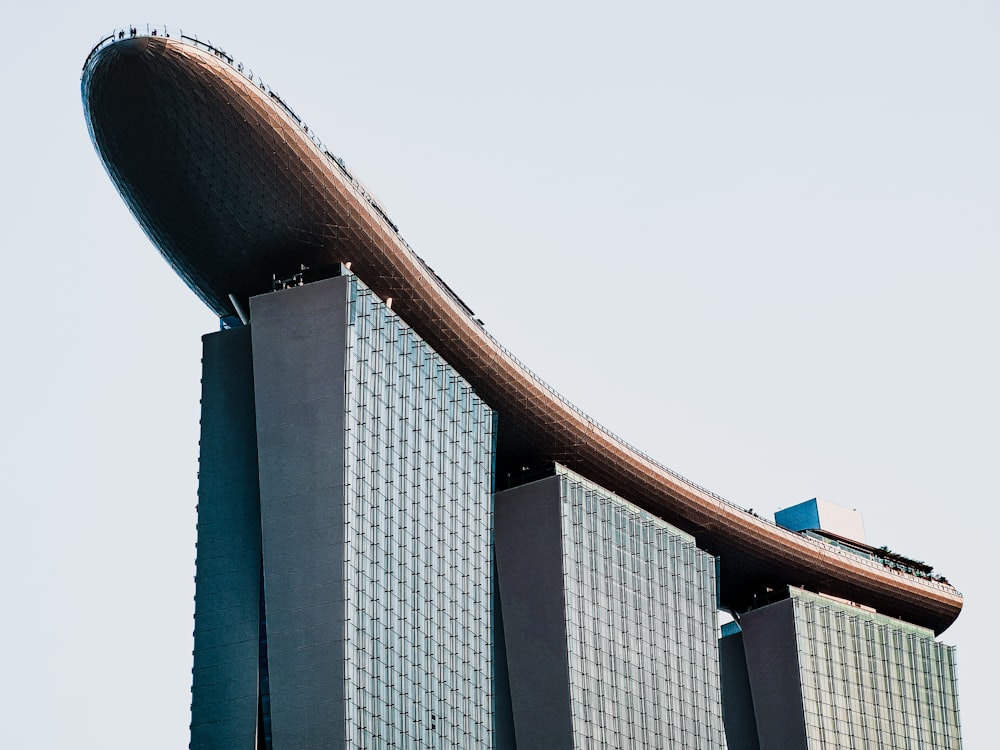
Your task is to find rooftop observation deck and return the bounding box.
[82,28,962,634]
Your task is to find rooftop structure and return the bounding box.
[775,498,867,544]
[81,29,961,636]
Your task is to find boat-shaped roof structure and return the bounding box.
[82,30,962,633]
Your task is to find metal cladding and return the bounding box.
[82,32,963,633]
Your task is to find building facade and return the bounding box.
[722,588,962,749]
[191,272,731,749]
[193,273,499,749]
[496,467,726,750]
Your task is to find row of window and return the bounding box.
[792,589,962,749]
[558,469,726,750]
[342,280,496,748]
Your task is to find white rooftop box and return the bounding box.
[774,498,867,544]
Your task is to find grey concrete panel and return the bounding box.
[277,721,348,748]
[261,482,343,526]
[251,276,351,749]
[720,632,761,750]
[191,666,259,706]
[190,325,262,750]
[260,444,341,479]
[740,599,808,750]
[260,559,345,596]
[253,401,345,444]
[254,408,346,450]
[491,563,517,750]
[258,512,343,553]
[264,602,347,635]
[193,582,259,613]
[191,622,259,654]
[190,609,255,640]
[250,425,345,465]
[259,656,344,694]
[494,476,574,750]
[191,552,261,578]
[192,642,260,670]
[258,487,348,525]
[194,520,261,549]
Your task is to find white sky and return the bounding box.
[1,2,996,747]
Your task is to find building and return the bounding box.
[721,588,961,749]
[496,467,726,749]
[192,273,498,749]
[82,28,963,749]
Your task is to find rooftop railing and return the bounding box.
[84,28,960,600]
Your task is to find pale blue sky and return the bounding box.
[1,2,996,747]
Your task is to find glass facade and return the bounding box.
[558,468,726,750]
[791,588,962,749]
[341,277,497,748]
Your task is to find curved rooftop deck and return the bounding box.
[82,29,962,633]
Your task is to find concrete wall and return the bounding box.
[190,325,263,750]
[719,632,761,750]
[250,277,350,749]
[740,599,808,750]
[494,476,574,750]
[491,562,517,750]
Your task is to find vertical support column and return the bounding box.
[739,599,808,750]
[494,476,574,750]
[191,325,262,750]
[250,277,350,749]
[719,631,762,750]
